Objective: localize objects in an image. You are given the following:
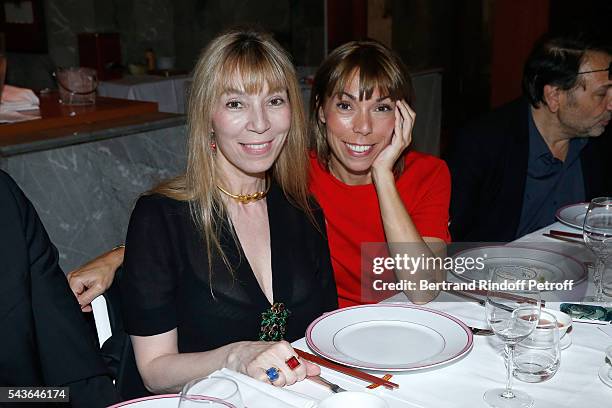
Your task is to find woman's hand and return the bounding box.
[372,100,415,175]
[227,340,319,387]
[67,247,124,311]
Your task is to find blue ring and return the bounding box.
[265,367,280,382]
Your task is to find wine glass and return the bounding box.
[484,265,541,408]
[179,377,244,408]
[583,197,612,302]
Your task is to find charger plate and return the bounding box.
[306,304,473,371]
[556,202,589,230]
[451,245,587,287]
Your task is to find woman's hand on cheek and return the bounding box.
[372,100,415,174]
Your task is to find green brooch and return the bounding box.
[259,302,291,341]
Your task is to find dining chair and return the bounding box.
[92,295,112,346]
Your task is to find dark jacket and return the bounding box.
[0,170,119,407]
[447,98,611,242]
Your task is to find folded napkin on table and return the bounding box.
[0,85,40,112]
[209,368,317,408]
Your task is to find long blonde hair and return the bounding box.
[152,28,312,279]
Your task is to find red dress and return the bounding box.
[309,151,451,308]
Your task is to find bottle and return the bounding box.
[145,49,156,72]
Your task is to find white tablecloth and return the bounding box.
[287,221,612,407]
[290,310,611,407]
[98,75,190,114]
[114,222,612,407]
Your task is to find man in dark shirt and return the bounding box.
[448,33,612,242]
[0,170,119,407]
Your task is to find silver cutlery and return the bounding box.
[469,326,494,336]
[445,289,485,306]
[308,375,347,393]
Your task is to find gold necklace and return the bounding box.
[216,177,270,204]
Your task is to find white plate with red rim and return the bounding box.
[556,202,589,230]
[108,394,236,408]
[451,245,587,287]
[306,304,473,371]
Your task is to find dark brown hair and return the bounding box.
[310,39,414,176]
[522,32,612,108]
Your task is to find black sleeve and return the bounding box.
[121,195,179,336]
[447,127,489,242]
[0,171,119,407]
[313,206,338,312]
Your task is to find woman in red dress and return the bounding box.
[307,40,451,308]
[69,40,450,317]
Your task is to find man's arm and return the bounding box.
[1,171,120,407]
[67,247,124,312]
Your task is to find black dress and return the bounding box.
[120,182,338,353]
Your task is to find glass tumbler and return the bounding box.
[513,311,561,383]
[179,377,245,408]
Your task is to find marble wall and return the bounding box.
[1,124,187,273]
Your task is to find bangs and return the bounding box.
[327,49,406,101]
[219,45,288,95]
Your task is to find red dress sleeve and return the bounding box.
[398,153,451,243]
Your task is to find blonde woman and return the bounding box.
[119,28,337,393]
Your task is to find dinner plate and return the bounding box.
[108,394,236,408]
[556,202,589,230]
[306,304,473,371]
[598,364,612,388]
[451,246,587,287]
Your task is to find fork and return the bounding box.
[308,375,347,393]
[469,326,494,336]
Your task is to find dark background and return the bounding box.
[2,0,610,153]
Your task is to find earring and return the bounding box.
[210,130,216,151]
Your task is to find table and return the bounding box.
[98,75,191,114]
[114,222,612,407]
[1,94,185,272]
[288,221,612,407]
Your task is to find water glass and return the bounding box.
[55,67,98,105]
[582,197,612,302]
[513,311,561,383]
[484,265,541,408]
[179,377,244,408]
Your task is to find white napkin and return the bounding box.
[0,110,40,123]
[211,368,317,408]
[0,85,40,112]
